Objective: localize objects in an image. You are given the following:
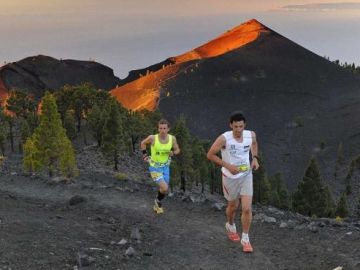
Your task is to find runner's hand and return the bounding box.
[169,151,174,157]
[143,155,149,162]
[226,164,240,175]
[251,159,259,170]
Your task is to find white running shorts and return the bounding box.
[222,172,253,201]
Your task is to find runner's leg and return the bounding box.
[226,199,239,225]
[240,195,252,234]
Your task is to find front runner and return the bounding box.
[207,111,259,253]
[140,119,180,214]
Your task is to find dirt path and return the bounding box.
[1,172,359,270]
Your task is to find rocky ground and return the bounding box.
[0,148,360,270]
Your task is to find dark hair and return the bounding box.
[229,111,246,123]
[158,119,170,127]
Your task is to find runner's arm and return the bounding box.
[250,131,260,170]
[140,135,154,161]
[171,136,180,155]
[140,135,154,149]
[206,135,225,167]
[207,135,239,174]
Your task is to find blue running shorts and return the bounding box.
[149,165,170,184]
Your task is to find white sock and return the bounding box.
[242,232,249,242]
[226,222,237,233]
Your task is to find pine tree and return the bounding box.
[202,138,220,194]
[199,156,210,193]
[126,109,163,155]
[4,115,15,152]
[88,104,108,147]
[171,116,193,191]
[101,98,125,170]
[206,157,223,195]
[191,137,208,192]
[23,92,78,177]
[59,137,78,177]
[279,188,291,210]
[318,186,335,218]
[269,172,291,209]
[18,119,31,153]
[337,142,344,164]
[63,111,77,140]
[20,119,31,141]
[4,90,38,154]
[94,89,111,107]
[0,105,6,155]
[0,124,5,156]
[87,90,114,147]
[334,142,344,180]
[292,158,334,217]
[355,155,360,169]
[269,189,280,207]
[6,90,36,119]
[345,158,357,180]
[55,84,74,122]
[55,83,97,132]
[169,160,181,192]
[71,83,97,132]
[23,137,41,173]
[125,110,160,154]
[345,180,352,195]
[253,154,271,204]
[343,155,360,195]
[335,193,349,218]
[25,112,39,134]
[356,197,360,217]
[124,110,142,152]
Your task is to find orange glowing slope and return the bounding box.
[111,19,269,111]
[0,73,9,105]
[112,64,181,111]
[172,19,267,63]
[0,76,13,115]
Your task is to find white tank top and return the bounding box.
[221,130,253,179]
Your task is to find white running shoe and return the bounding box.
[225,222,240,242]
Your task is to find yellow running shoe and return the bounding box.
[153,199,164,214]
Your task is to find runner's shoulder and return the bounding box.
[147,134,156,143]
[249,130,256,138]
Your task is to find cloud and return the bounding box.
[282,2,360,11]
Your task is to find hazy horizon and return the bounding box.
[1,0,360,78]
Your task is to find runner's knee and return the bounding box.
[159,183,169,193]
[242,206,252,216]
[227,201,239,211]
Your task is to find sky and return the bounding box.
[0,0,360,78]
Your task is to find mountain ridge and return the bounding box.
[171,19,268,63]
[110,19,270,111]
[0,55,121,104]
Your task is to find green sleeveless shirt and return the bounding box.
[150,134,173,166]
